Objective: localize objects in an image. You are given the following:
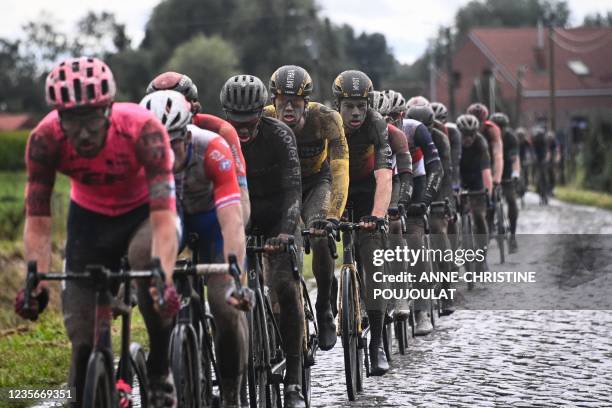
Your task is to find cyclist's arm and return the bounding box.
[415,124,443,206]
[488,124,504,184]
[24,128,58,291]
[448,126,462,188]
[276,126,302,235]
[326,110,349,220]
[204,138,246,268]
[388,124,413,204]
[372,118,393,217]
[135,120,178,283]
[479,135,493,198]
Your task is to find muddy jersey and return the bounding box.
[264,102,349,219]
[402,118,440,178]
[25,103,175,217]
[388,123,413,204]
[460,134,491,191]
[431,126,452,201]
[192,113,247,188]
[446,123,462,189]
[241,116,301,237]
[345,109,392,194]
[178,125,241,215]
[501,128,519,180]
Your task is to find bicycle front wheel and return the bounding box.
[130,343,149,408]
[83,350,116,408]
[341,266,361,401]
[170,325,201,408]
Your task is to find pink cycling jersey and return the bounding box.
[25,103,175,217]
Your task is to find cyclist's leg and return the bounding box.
[64,201,147,406]
[430,210,454,311]
[388,177,409,315]
[263,231,305,387]
[405,216,432,335]
[503,183,519,252]
[301,178,336,349]
[470,195,489,272]
[186,211,249,405]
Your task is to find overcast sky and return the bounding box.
[1,0,611,64]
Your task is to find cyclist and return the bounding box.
[14,57,180,407]
[146,72,250,223]
[401,102,443,335]
[263,65,349,351]
[333,70,393,375]
[490,112,520,253]
[406,102,455,316]
[516,127,532,198]
[140,90,251,407]
[532,126,549,203]
[220,74,306,407]
[457,114,493,274]
[385,90,407,129]
[546,130,558,196]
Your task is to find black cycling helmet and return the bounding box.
[269,65,313,98]
[431,102,448,123]
[407,105,435,128]
[220,75,268,121]
[490,112,510,129]
[147,72,198,102]
[332,70,373,101]
[456,114,480,133]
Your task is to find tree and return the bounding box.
[165,35,239,115]
[583,11,612,27]
[73,11,131,57]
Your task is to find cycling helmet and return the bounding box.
[140,90,193,140]
[269,65,313,97]
[146,72,199,102]
[406,95,430,108]
[467,103,489,123]
[490,112,510,129]
[332,70,373,100]
[406,105,435,128]
[387,91,406,114]
[456,114,480,133]
[46,57,116,111]
[431,102,448,123]
[371,91,390,115]
[220,75,268,120]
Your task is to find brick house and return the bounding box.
[435,26,612,131]
[0,113,37,131]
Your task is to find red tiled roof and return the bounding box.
[469,27,612,93]
[0,113,34,131]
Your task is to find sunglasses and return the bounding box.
[60,110,109,135]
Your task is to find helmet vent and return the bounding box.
[169,113,182,128]
[161,114,168,125]
[101,79,109,95]
[146,100,152,110]
[87,67,94,77]
[48,87,56,102]
[59,70,66,81]
[73,79,82,102]
[61,87,70,103]
[86,84,95,100]
[71,61,80,72]
[165,97,173,113]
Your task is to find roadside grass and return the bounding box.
[555,186,612,211]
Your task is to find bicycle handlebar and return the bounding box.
[301,229,338,260]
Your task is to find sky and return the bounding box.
[1,0,611,64]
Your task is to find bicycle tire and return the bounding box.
[129,343,149,408]
[170,324,201,408]
[247,290,269,408]
[395,319,407,355]
[462,213,475,291]
[198,317,215,407]
[341,266,359,401]
[382,317,393,362]
[264,294,283,408]
[83,350,115,408]
[301,278,316,408]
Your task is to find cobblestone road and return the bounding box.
[309,193,612,407]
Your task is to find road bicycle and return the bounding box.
[492,185,509,264]
[459,190,487,290]
[23,259,168,408]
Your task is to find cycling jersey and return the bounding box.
[25,103,175,217]
[402,119,442,205]
[179,124,241,215]
[430,126,452,202]
[242,116,301,237]
[264,101,349,219]
[501,128,519,180]
[446,123,462,189]
[192,113,247,188]
[460,134,491,191]
[345,109,393,195]
[532,133,547,163]
[388,123,412,204]
[482,120,503,181]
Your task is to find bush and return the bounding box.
[0,131,29,171]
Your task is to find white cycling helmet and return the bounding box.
[385,90,406,114]
[140,90,193,140]
[456,114,480,133]
[431,102,448,123]
[406,95,430,108]
[371,90,390,115]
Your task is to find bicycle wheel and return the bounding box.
[170,325,201,408]
[198,316,215,407]
[462,214,475,291]
[83,350,116,408]
[341,266,360,401]
[247,290,269,408]
[129,343,149,408]
[301,278,316,408]
[382,315,393,362]
[394,318,407,355]
[264,294,283,408]
[496,202,506,264]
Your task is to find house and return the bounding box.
[0,113,37,131]
[434,26,612,131]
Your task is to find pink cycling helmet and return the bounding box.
[467,103,489,123]
[45,57,116,111]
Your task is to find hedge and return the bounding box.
[0,131,29,171]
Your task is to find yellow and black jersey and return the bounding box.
[263,101,349,219]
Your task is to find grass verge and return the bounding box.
[555,186,612,211]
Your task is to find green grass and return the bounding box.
[0,308,149,390]
[556,186,612,211]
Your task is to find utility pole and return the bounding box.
[548,18,556,133]
[515,65,526,126]
[429,50,437,101]
[445,27,456,118]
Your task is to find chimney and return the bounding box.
[533,19,546,70]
